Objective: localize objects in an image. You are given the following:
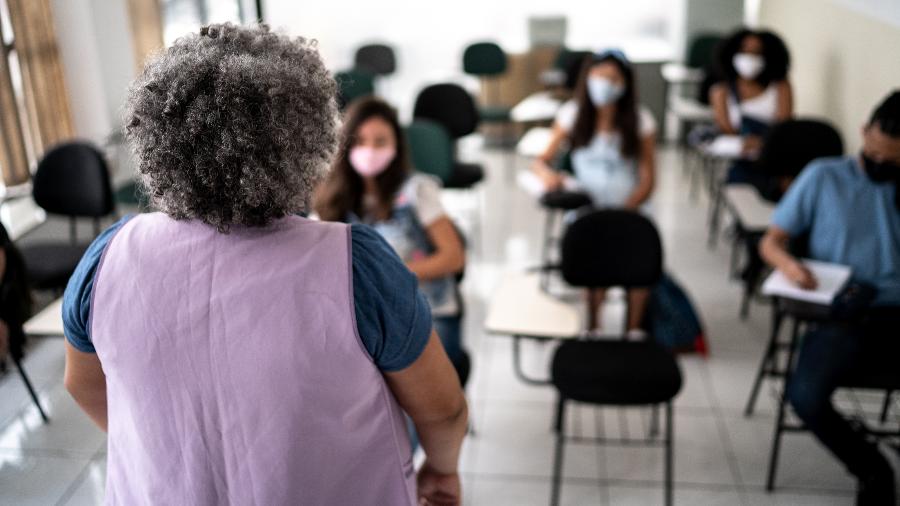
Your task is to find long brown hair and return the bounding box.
[314,96,411,222]
[569,52,642,160]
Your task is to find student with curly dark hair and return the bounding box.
[710,28,793,198]
[61,23,466,505]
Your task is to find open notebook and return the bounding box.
[761,260,853,306]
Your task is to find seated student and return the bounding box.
[0,223,31,373]
[531,49,657,334]
[760,90,900,506]
[315,97,467,372]
[710,28,793,200]
[62,24,466,505]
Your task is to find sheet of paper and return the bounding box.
[516,171,582,197]
[706,135,743,158]
[761,259,852,306]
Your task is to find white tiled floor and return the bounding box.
[0,142,873,505]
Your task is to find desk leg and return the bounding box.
[12,354,48,423]
[512,336,552,386]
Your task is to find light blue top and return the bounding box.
[772,156,900,305]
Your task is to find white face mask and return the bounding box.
[732,53,765,80]
[587,77,625,106]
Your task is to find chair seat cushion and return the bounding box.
[22,243,89,290]
[552,339,682,405]
[445,162,484,189]
[479,106,511,123]
[540,190,592,210]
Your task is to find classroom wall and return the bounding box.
[758,0,900,152]
[262,0,682,120]
[51,0,136,146]
[51,0,137,183]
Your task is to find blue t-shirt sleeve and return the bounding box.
[351,224,433,372]
[772,161,822,235]
[62,215,133,353]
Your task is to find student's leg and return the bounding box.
[786,322,893,498]
[432,315,462,365]
[587,288,606,331]
[626,288,650,331]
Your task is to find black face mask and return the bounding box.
[861,153,900,183]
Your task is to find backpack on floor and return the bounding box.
[644,273,708,356]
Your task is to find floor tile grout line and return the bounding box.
[697,357,753,506]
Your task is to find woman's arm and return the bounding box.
[759,225,817,289]
[64,340,108,431]
[709,84,738,135]
[775,79,793,122]
[530,124,569,191]
[406,216,465,281]
[624,132,657,209]
[385,331,467,503]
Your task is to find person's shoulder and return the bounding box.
[805,156,854,178]
[407,172,443,191]
[795,156,855,189]
[636,105,657,135]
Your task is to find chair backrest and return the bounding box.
[686,33,723,69]
[561,209,663,288]
[334,69,375,109]
[32,141,114,218]
[553,48,592,91]
[354,44,396,76]
[463,42,507,76]
[756,118,844,179]
[405,119,455,183]
[413,83,480,139]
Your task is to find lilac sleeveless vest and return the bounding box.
[90,213,416,505]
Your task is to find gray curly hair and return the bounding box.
[124,23,338,231]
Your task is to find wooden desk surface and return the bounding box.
[24,298,64,337]
[724,184,775,232]
[484,272,581,339]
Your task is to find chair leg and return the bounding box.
[880,390,893,424]
[540,211,557,292]
[649,404,660,438]
[11,354,48,423]
[550,397,566,506]
[707,178,723,249]
[665,402,674,506]
[745,307,784,417]
[766,317,801,491]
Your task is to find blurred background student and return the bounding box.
[760,90,900,506]
[531,49,657,334]
[710,28,793,200]
[316,97,468,374]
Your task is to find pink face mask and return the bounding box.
[349,146,396,177]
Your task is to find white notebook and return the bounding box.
[706,135,743,158]
[761,260,853,306]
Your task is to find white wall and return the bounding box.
[758,0,900,152]
[262,0,681,120]
[51,0,137,181]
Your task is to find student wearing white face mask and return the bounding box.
[710,28,793,200]
[532,49,657,333]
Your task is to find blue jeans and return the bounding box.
[433,315,463,366]
[786,308,900,483]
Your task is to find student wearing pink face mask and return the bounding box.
[316,97,467,371]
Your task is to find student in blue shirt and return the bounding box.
[760,90,900,506]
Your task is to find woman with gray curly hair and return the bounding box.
[61,23,466,506]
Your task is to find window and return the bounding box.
[0,0,73,188]
[0,0,33,186]
[161,0,260,47]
